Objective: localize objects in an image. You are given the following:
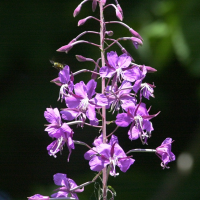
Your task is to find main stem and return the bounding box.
[99,1,107,200]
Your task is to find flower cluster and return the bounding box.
[29,0,175,199]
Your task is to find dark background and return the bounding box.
[1,0,200,199]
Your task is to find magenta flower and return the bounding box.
[100,51,142,82]
[105,80,136,113]
[156,138,175,169]
[132,65,155,100]
[51,173,84,200]
[27,194,49,200]
[51,65,74,101]
[115,103,159,144]
[84,135,135,176]
[44,108,74,161]
[64,79,108,125]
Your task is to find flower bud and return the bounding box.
[129,28,143,41]
[105,31,114,36]
[76,55,87,62]
[92,0,98,12]
[73,4,82,17]
[116,4,123,16]
[57,44,73,53]
[131,37,143,49]
[145,66,157,73]
[78,18,87,26]
[116,7,123,21]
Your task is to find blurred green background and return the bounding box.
[1,0,200,199]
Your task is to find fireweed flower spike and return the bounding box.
[51,173,84,199]
[44,108,75,161]
[156,138,175,169]
[30,0,175,199]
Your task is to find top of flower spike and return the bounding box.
[73,0,107,17]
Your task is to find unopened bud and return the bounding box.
[57,44,73,53]
[131,37,143,49]
[92,0,98,12]
[129,28,143,41]
[78,18,87,26]
[73,4,82,17]
[146,66,157,73]
[116,4,123,16]
[76,55,87,62]
[105,31,114,36]
[116,7,123,21]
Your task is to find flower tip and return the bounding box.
[129,28,143,41]
[78,18,86,26]
[75,55,87,62]
[146,66,157,73]
[56,44,73,53]
[73,4,82,17]
[116,8,123,21]
[92,0,98,12]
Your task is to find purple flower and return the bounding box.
[64,79,108,125]
[51,65,74,101]
[115,103,159,144]
[132,65,155,100]
[100,51,142,82]
[27,194,49,200]
[156,138,175,169]
[44,108,74,161]
[51,173,84,200]
[105,80,136,113]
[84,135,135,176]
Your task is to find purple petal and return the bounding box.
[115,113,132,127]
[93,93,108,106]
[89,156,108,171]
[61,123,73,134]
[86,104,96,121]
[59,66,70,84]
[107,51,118,68]
[74,81,88,98]
[117,54,131,69]
[65,95,81,108]
[133,79,142,93]
[45,125,62,138]
[122,66,142,82]
[53,173,69,187]
[109,135,119,146]
[99,66,116,78]
[51,191,68,198]
[118,158,135,172]
[44,108,61,125]
[128,126,140,140]
[86,79,97,99]
[28,194,49,200]
[61,109,80,121]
